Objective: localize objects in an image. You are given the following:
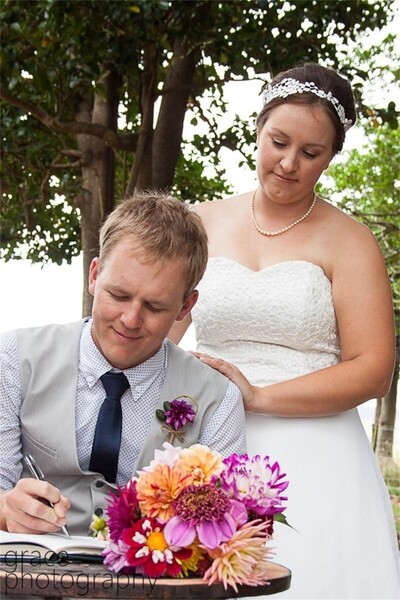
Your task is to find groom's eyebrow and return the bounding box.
[143,294,175,310]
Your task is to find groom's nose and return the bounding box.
[120,302,143,329]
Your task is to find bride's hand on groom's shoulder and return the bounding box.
[192,351,255,408]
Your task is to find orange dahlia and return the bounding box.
[136,461,192,522]
[179,444,223,485]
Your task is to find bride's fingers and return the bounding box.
[193,352,235,374]
[194,353,254,400]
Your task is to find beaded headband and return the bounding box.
[262,77,353,132]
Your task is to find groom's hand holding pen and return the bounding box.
[24,455,71,537]
[0,457,71,535]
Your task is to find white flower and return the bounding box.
[142,442,183,472]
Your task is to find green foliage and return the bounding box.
[317,124,400,332]
[0,0,396,264]
[338,28,400,128]
[172,153,232,203]
[1,103,81,264]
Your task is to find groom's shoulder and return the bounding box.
[166,340,228,384]
[16,319,86,338]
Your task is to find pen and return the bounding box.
[23,455,71,538]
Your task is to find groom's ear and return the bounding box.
[176,290,198,321]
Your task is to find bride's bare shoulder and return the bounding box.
[193,192,250,221]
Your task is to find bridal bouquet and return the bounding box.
[91,443,289,592]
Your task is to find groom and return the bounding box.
[0,192,246,535]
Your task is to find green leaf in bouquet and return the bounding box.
[274,512,297,531]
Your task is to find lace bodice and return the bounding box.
[192,258,341,386]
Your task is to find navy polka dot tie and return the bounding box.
[89,371,129,483]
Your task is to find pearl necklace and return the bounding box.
[250,191,317,237]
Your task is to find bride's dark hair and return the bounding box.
[256,62,357,153]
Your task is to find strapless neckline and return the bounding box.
[207,256,330,280]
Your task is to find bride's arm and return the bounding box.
[196,351,393,417]
[197,227,395,417]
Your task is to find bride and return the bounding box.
[169,62,399,598]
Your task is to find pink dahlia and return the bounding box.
[121,517,192,578]
[106,480,141,543]
[219,453,289,518]
[164,483,247,549]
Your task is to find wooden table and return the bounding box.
[0,559,291,598]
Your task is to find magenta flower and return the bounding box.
[163,483,247,549]
[156,397,196,432]
[106,480,141,542]
[219,453,289,518]
[165,399,196,430]
[156,396,198,443]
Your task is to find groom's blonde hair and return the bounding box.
[98,191,208,296]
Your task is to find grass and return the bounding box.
[382,460,400,546]
[391,494,400,540]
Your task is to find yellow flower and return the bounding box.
[179,444,223,485]
[136,461,192,522]
[146,530,168,552]
[203,520,273,592]
[178,541,209,577]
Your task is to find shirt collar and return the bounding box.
[80,319,168,392]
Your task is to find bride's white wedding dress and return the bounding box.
[191,257,400,599]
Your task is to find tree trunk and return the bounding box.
[376,341,399,459]
[152,39,197,190]
[372,398,381,451]
[75,66,120,316]
[126,44,158,194]
[374,337,399,484]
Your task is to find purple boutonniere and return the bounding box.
[156,395,198,443]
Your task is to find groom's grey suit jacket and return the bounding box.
[16,320,229,534]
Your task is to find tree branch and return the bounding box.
[0,87,138,151]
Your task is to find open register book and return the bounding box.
[0,530,106,561]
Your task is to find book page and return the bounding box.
[0,530,106,555]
